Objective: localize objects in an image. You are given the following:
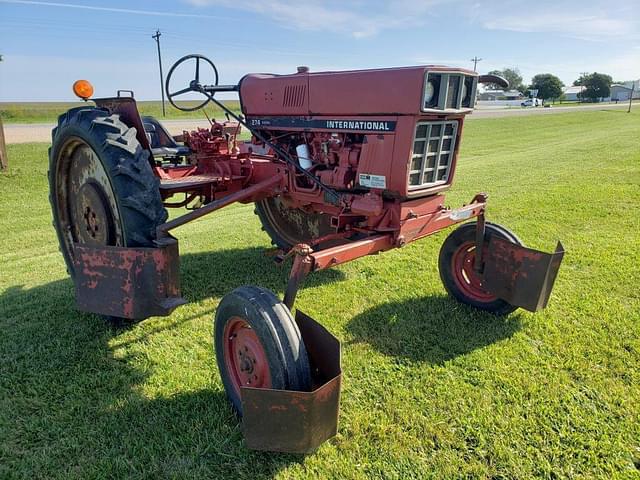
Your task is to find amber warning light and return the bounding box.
[72,80,94,100]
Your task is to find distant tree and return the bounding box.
[501,68,525,93]
[579,72,613,102]
[573,72,590,86]
[529,74,564,102]
[485,68,525,92]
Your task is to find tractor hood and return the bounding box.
[239,65,478,117]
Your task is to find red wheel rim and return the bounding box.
[451,241,498,302]
[222,316,272,396]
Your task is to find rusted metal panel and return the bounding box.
[241,310,341,453]
[73,237,186,320]
[483,236,565,312]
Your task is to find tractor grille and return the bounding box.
[408,120,458,190]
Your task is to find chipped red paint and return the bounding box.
[482,236,565,312]
[73,237,185,319]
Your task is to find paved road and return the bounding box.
[4,119,213,144]
[470,101,631,119]
[3,102,632,144]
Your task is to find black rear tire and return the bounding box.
[49,107,167,322]
[214,286,312,415]
[438,222,522,315]
[254,196,336,251]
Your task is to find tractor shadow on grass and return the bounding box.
[179,245,344,305]
[346,296,523,364]
[0,246,344,477]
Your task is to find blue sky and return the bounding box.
[0,0,638,101]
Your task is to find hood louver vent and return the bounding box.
[283,84,306,107]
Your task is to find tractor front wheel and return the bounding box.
[438,222,522,315]
[214,286,312,415]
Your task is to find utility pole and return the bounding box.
[0,53,7,171]
[470,56,482,72]
[628,81,635,113]
[152,30,166,117]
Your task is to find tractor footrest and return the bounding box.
[483,236,565,312]
[159,174,222,192]
[241,310,341,454]
[159,174,244,193]
[72,237,186,320]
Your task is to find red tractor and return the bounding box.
[49,55,563,452]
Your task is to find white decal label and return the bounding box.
[359,173,387,189]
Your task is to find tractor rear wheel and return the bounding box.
[214,286,312,415]
[49,107,167,320]
[438,222,522,315]
[254,197,336,251]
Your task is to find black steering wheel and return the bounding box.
[165,54,219,112]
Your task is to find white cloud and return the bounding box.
[483,14,635,40]
[184,0,640,42]
[471,1,639,42]
[0,0,234,20]
[183,0,447,38]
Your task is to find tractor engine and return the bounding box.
[162,65,481,241]
[237,66,478,201]
[240,131,362,190]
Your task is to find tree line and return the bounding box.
[485,68,622,103]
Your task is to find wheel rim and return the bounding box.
[72,182,115,245]
[451,240,498,302]
[54,139,123,274]
[222,316,272,396]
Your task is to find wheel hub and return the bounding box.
[451,241,497,302]
[73,182,113,244]
[223,317,271,394]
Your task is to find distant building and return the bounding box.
[562,86,585,101]
[611,81,640,101]
[478,89,523,101]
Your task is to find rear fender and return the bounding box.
[94,94,151,152]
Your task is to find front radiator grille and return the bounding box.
[408,120,458,190]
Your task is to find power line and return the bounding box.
[152,29,166,117]
[470,56,482,72]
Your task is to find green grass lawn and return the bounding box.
[0,100,241,124]
[1,110,639,479]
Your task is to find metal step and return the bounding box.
[159,174,222,191]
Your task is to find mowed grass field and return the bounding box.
[1,110,639,479]
[0,100,241,123]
